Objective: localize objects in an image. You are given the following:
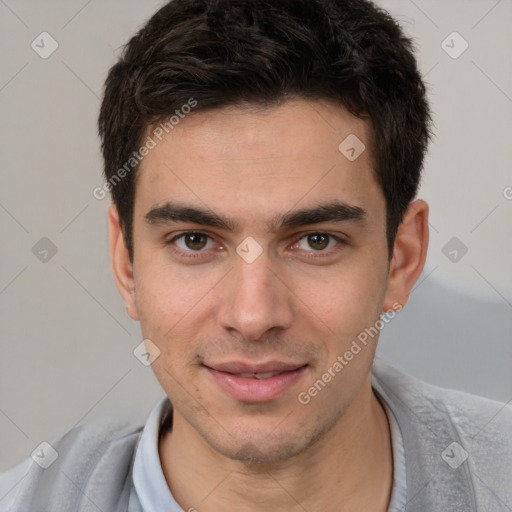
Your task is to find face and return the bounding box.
[112,99,410,463]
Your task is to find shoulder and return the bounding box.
[372,357,512,434]
[373,358,512,508]
[0,412,143,512]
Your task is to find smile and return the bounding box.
[204,362,308,403]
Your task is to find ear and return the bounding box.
[383,199,429,312]
[109,204,139,321]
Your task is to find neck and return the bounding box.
[159,380,393,512]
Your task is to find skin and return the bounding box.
[110,99,429,511]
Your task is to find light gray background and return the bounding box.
[1,0,511,472]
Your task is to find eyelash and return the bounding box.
[290,233,345,258]
[165,231,346,259]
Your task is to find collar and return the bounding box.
[133,368,409,512]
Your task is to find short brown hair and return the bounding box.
[98,0,431,261]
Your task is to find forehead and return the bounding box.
[135,99,384,224]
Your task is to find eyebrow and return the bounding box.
[275,202,367,231]
[144,201,367,232]
[145,203,235,230]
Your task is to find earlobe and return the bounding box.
[108,204,139,321]
[383,199,429,312]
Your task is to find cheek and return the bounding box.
[133,265,191,365]
[133,263,208,402]
[291,257,388,342]
[294,264,387,407]
[134,251,214,327]
[132,254,228,378]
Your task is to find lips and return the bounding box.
[204,361,308,403]
[207,361,306,375]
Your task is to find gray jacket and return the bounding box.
[2,359,511,511]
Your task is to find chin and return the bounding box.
[216,437,306,464]
[202,417,334,465]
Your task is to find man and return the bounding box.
[1,0,511,510]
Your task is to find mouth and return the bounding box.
[203,361,309,403]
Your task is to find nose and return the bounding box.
[217,251,294,341]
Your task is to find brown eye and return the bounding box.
[293,233,342,255]
[167,231,221,259]
[170,232,215,253]
[183,233,208,250]
[307,233,330,250]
